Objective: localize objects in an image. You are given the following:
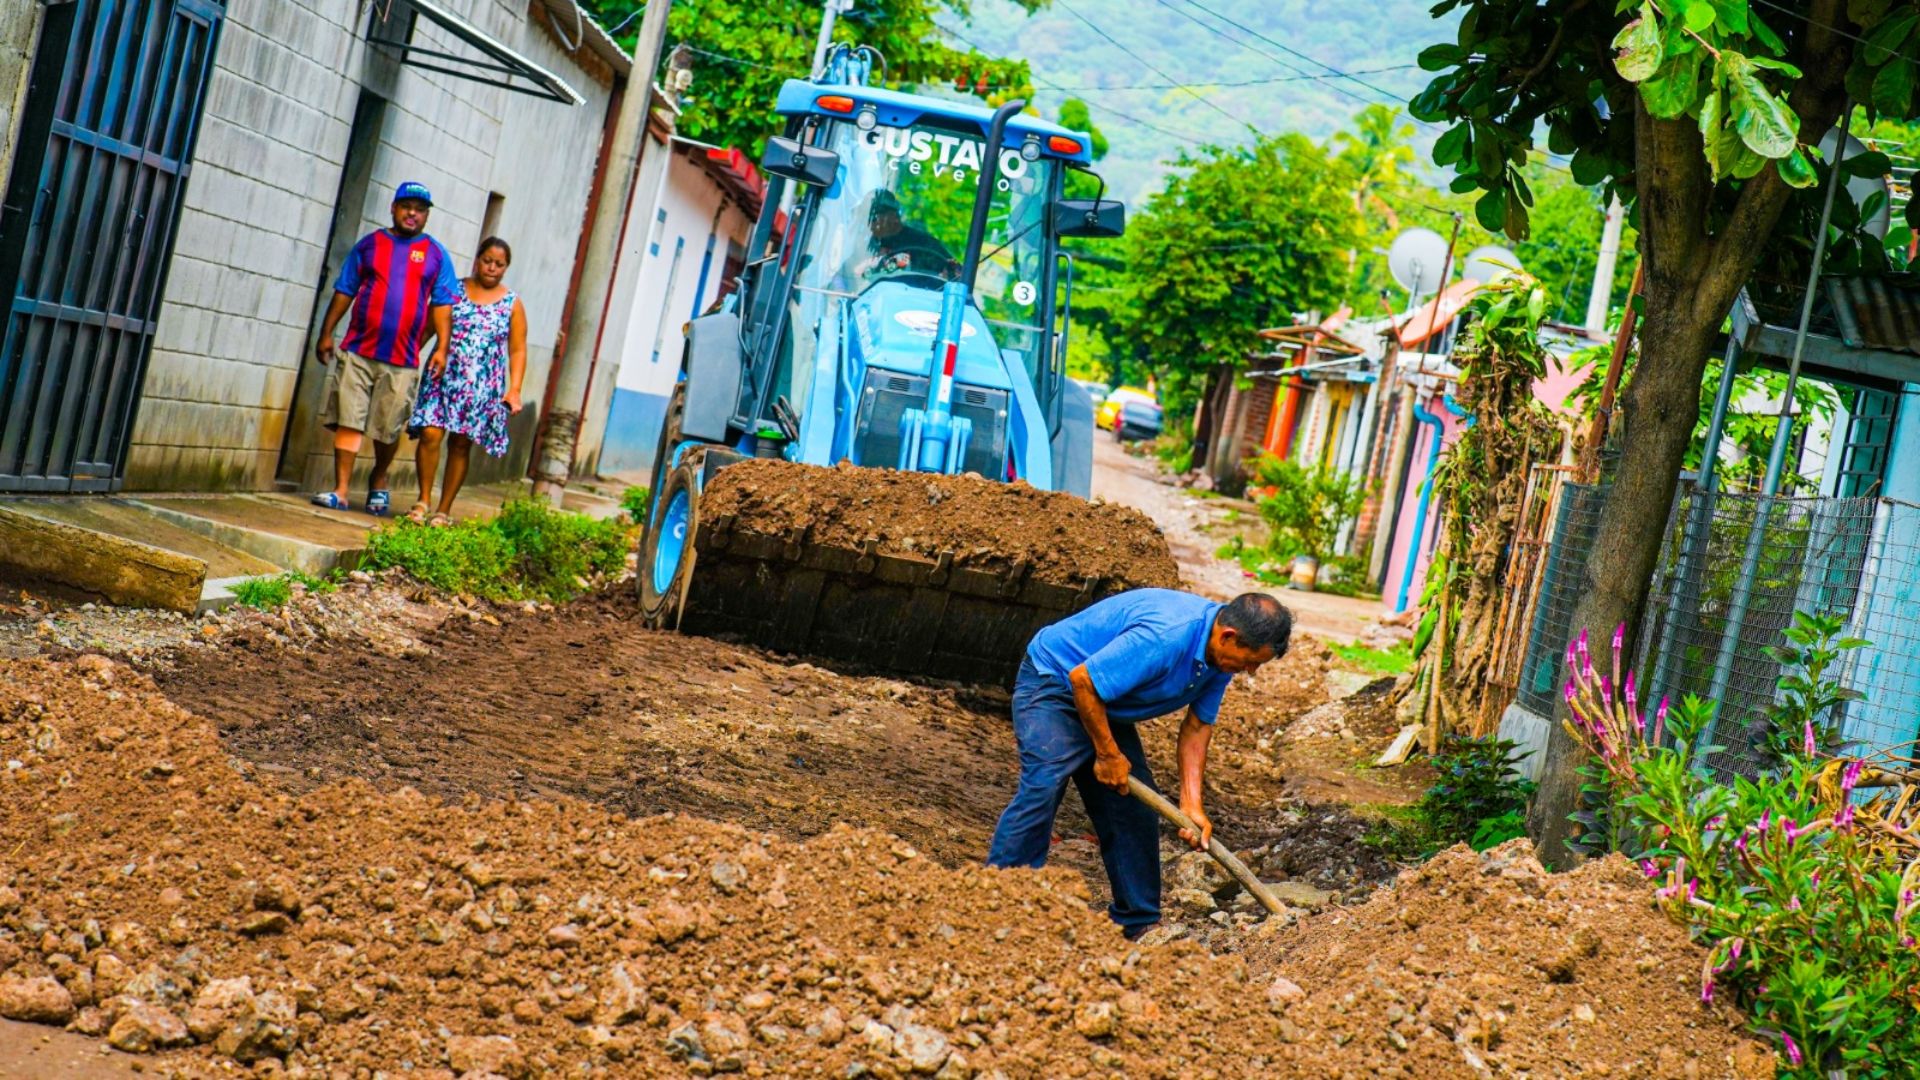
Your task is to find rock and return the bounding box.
[1072,1002,1116,1039]
[92,953,130,996]
[239,911,292,937]
[1167,887,1217,913]
[72,1006,108,1036]
[894,1023,951,1073]
[665,1020,706,1061]
[185,976,256,1042]
[701,1012,749,1072]
[211,989,297,1064]
[0,974,75,1024]
[546,923,583,949]
[1573,1003,1597,1023]
[934,1050,974,1080]
[594,961,648,1026]
[740,990,774,1013]
[0,886,19,913]
[107,1002,190,1053]
[1167,851,1231,898]
[119,966,187,1007]
[446,1034,524,1077]
[1264,881,1334,910]
[709,860,748,894]
[1265,976,1306,1008]
[817,1006,846,1046]
[251,876,301,913]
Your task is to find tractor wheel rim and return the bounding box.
[653,489,691,597]
[646,441,700,531]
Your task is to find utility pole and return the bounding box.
[532,0,675,503]
[1584,196,1625,335]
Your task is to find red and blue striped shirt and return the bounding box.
[334,229,461,368]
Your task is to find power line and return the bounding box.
[1054,0,1259,134]
[1044,66,1420,92]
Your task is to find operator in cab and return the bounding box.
[986,590,1293,939]
[845,190,956,283]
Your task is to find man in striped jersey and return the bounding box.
[310,181,460,514]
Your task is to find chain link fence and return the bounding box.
[1516,478,1920,780]
[1515,482,1610,718]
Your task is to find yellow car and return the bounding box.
[1095,386,1157,431]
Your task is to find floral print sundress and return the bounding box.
[409,284,515,457]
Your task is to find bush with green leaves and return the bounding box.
[360,501,632,603]
[620,485,650,524]
[1561,612,1916,1077]
[1243,455,1367,565]
[1417,734,1536,851]
[231,571,336,610]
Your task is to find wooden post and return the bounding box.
[1578,261,1645,483]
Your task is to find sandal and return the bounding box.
[310,492,349,510]
[427,512,453,528]
[406,502,430,524]
[365,489,391,517]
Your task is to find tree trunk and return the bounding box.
[1527,299,1721,862]
[1527,58,1848,863]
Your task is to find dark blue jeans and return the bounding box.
[986,660,1162,934]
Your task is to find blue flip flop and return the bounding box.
[310,492,349,510]
[366,489,391,517]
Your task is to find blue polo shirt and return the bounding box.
[1025,589,1230,723]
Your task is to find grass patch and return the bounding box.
[360,500,634,603]
[231,570,337,610]
[1331,640,1414,675]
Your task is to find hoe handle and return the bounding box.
[1126,776,1285,916]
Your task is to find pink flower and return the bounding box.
[1841,759,1864,794]
[1835,805,1854,830]
[1653,697,1669,744]
[1641,860,1658,878]
[1803,718,1816,756]
[1565,680,1578,706]
[1701,979,1714,1003]
[1612,622,1624,655]
[1781,1033,1802,1067]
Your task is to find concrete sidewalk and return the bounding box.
[1,479,628,613]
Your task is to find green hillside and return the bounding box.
[949,0,1458,202]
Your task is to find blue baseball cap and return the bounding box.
[393,181,433,207]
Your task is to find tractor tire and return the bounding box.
[641,381,689,537]
[638,459,701,628]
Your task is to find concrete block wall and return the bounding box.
[126,0,614,494]
[0,2,40,189]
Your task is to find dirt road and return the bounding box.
[1089,436,1383,642]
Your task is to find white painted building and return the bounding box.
[579,138,769,478]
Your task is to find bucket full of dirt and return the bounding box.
[652,457,1181,685]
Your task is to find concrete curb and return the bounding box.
[0,504,206,612]
[125,499,362,577]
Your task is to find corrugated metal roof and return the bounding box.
[1827,276,1920,356]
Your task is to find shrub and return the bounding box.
[1418,734,1535,851]
[1243,455,1367,564]
[231,570,336,610]
[1561,614,1916,1076]
[1150,427,1193,474]
[620,485,650,524]
[360,501,632,603]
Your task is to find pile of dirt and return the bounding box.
[1,657,1774,1077]
[1243,842,1775,1078]
[698,459,1181,590]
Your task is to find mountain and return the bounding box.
[949,0,1459,202]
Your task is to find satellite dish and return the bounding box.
[1388,228,1450,296]
[1462,244,1523,286]
[1816,128,1891,240]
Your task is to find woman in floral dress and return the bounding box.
[408,237,526,525]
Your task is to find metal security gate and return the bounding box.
[0,0,224,491]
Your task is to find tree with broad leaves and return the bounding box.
[1410,0,1913,864]
[580,0,1047,155]
[1114,134,1365,417]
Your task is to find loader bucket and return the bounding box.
[642,455,1177,686]
[681,515,1112,685]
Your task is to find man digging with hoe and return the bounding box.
[988,590,1293,939]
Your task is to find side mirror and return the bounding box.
[1052,198,1126,239]
[760,136,839,188]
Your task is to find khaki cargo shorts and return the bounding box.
[319,351,421,444]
